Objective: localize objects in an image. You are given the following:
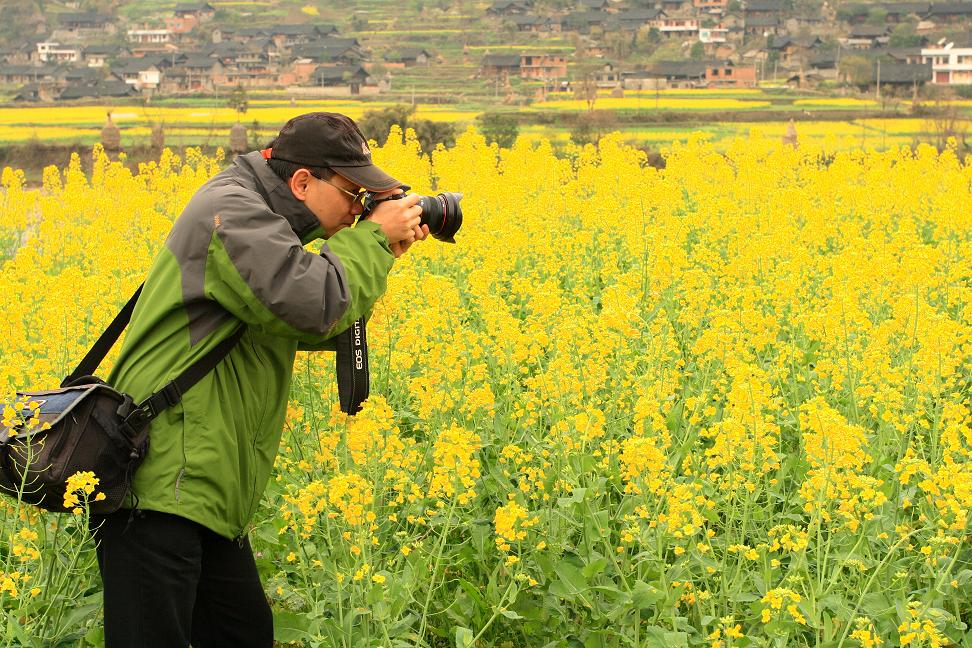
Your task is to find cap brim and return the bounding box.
[332,164,402,192]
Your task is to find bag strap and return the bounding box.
[132,323,246,422]
[63,285,144,385]
[62,284,247,430]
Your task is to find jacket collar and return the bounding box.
[232,151,325,244]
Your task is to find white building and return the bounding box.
[921,40,972,84]
[37,41,81,63]
[127,28,172,44]
[699,27,728,43]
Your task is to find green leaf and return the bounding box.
[455,626,474,648]
[273,610,313,643]
[4,614,35,647]
[500,609,524,620]
[582,557,609,579]
[550,562,589,601]
[632,580,665,608]
[640,626,688,648]
[84,625,105,647]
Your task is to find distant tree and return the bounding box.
[226,84,248,121]
[358,104,456,152]
[573,60,603,112]
[358,105,416,145]
[690,41,706,59]
[839,54,872,88]
[477,112,519,148]
[866,8,888,25]
[889,23,923,47]
[411,119,456,152]
[570,110,618,146]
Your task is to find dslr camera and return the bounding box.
[361,185,462,243]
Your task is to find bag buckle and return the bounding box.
[159,382,182,408]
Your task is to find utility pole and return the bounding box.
[876,58,881,101]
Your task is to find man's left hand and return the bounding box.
[390,224,430,258]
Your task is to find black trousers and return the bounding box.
[89,509,273,648]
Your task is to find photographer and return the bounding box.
[88,112,428,647]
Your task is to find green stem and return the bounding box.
[835,530,918,648]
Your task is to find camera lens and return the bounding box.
[417,192,463,243]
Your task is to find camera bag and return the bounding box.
[0,285,244,514]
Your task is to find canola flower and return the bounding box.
[1,128,971,645]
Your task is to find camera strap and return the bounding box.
[334,316,369,415]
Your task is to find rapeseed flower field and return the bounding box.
[0,129,970,647]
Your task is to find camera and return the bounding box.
[361,186,463,243]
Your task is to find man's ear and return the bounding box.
[289,168,312,201]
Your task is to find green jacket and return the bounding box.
[108,151,394,539]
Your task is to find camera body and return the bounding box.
[361,186,462,243]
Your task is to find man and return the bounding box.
[89,112,427,647]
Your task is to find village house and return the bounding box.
[54,12,115,41]
[510,15,562,33]
[174,2,216,21]
[784,12,828,33]
[293,39,364,66]
[0,65,58,86]
[706,61,757,86]
[807,52,838,79]
[694,0,729,14]
[884,46,925,63]
[641,60,710,87]
[562,10,609,33]
[924,2,972,24]
[127,27,172,46]
[13,82,59,102]
[657,16,700,37]
[480,53,521,78]
[768,34,823,65]
[83,45,118,68]
[922,39,972,84]
[384,48,432,68]
[594,61,622,87]
[872,60,932,92]
[882,2,931,22]
[744,0,786,18]
[487,0,533,15]
[0,44,33,65]
[59,79,135,100]
[267,24,340,50]
[616,8,664,30]
[166,13,199,36]
[520,53,568,79]
[620,69,667,90]
[37,42,83,64]
[579,0,612,11]
[844,24,891,49]
[661,0,695,16]
[309,64,369,93]
[744,14,782,35]
[112,60,162,91]
[699,25,730,42]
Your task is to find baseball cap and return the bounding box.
[262,112,401,192]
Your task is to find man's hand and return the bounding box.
[390,224,430,258]
[366,190,428,257]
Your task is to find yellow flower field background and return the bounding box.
[0,128,970,646]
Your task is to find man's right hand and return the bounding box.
[366,192,423,246]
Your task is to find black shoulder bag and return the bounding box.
[0,285,244,514]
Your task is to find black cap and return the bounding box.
[266,112,401,191]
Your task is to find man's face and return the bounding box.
[290,169,364,238]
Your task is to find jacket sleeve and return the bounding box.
[203,187,394,344]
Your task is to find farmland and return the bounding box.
[1,129,970,646]
[0,87,965,158]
